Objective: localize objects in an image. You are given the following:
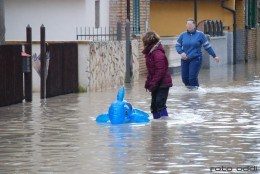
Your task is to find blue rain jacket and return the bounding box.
[175,30,216,59]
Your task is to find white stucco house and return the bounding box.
[5,0,109,41]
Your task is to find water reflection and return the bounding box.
[146,121,173,174]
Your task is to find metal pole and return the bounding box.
[117,21,122,41]
[25,25,32,102]
[125,20,132,83]
[194,0,198,26]
[0,0,5,45]
[40,25,46,99]
[233,12,237,64]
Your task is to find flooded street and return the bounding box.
[0,60,259,174]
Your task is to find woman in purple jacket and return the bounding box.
[142,31,173,119]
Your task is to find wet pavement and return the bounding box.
[0,60,259,174]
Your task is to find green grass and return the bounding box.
[77,85,87,93]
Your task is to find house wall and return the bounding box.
[246,28,257,60]
[78,40,139,92]
[5,0,109,41]
[150,0,234,36]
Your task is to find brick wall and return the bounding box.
[109,0,127,38]
[246,28,257,60]
[109,0,150,75]
[236,0,245,30]
[236,0,246,62]
[239,0,258,61]
[139,0,150,75]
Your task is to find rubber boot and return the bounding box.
[152,112,161,119]
[159,108,169,120]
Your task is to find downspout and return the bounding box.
[194,0,198,26]
[127,0,130,21]
[221,0,237,65]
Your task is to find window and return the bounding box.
[246,0,257,28]
[133,0,140,35]
[95,0,100,28]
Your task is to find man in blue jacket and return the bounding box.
[175,19,220,90]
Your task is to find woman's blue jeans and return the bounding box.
[181,57,202,89]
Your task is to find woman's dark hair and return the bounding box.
[142,31,160,47]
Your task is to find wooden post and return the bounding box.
[25,25,32,102]
[40,25,46,99]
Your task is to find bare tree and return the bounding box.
[0,0,5,45]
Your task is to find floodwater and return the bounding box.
[0,60,259,174]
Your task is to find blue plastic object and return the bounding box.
[96,87,150,124]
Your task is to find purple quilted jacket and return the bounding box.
[142,42,173,92]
